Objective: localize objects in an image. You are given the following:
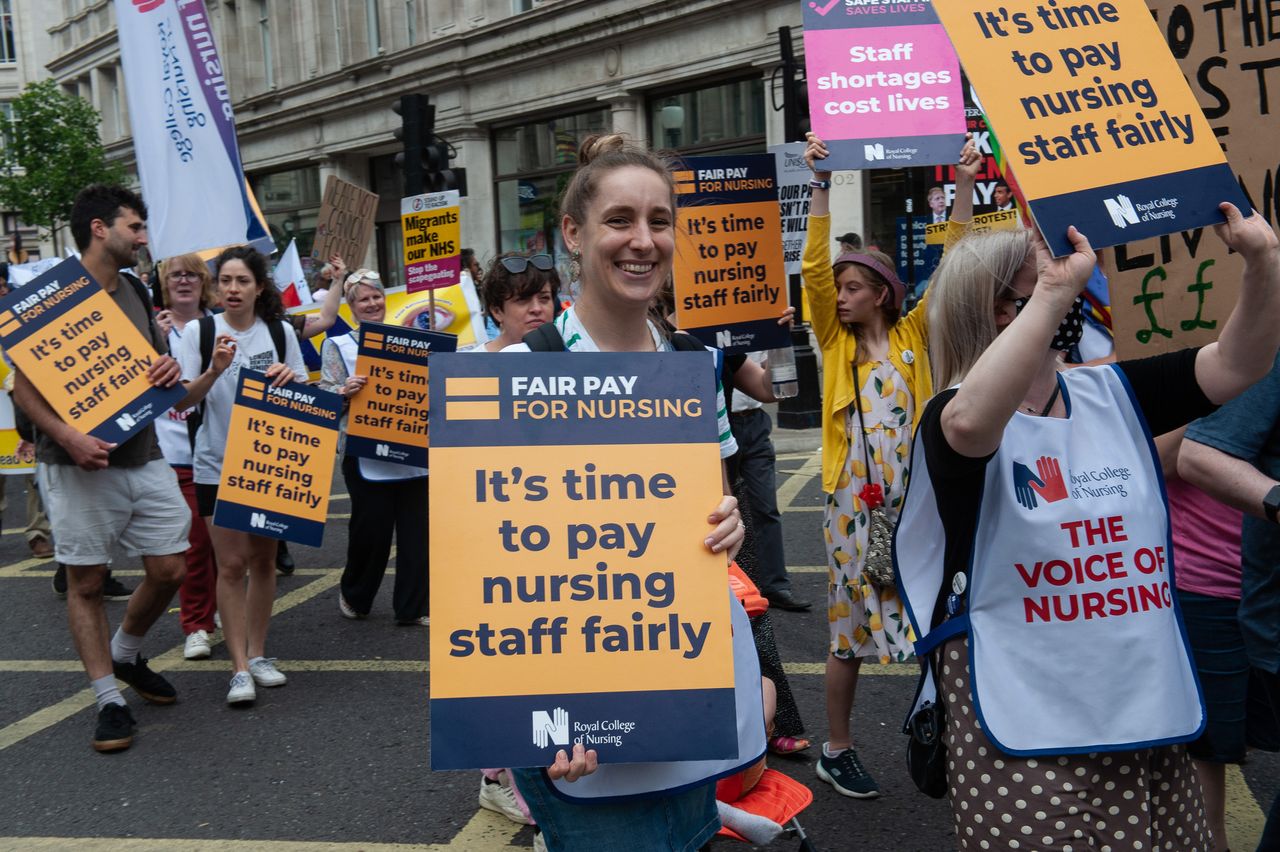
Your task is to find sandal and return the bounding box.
[768,735,811,755]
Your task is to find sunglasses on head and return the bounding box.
[500,254,554,275]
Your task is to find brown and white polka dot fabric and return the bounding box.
[941,638,1210,850]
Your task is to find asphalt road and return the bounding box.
[0,446,1274,851]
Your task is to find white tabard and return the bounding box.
[895,365,1203,755]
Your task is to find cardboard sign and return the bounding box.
[401,191,461,292]
[925,209,1021,245]
[0,259,183,444]
[672,154,791,354]
[428,352,736,770]
[1107,0,1274,359]
[934,0,1249,256]
[803,0,965,170]
[0,357,33,474]
[212,370,341,546]
[345,322,457,467]
[312,176,379,266]
[770,142,813,276]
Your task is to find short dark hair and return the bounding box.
[461,248,476,267]
[70,185,148,252]
[480,252,562,324]
[214,245,285,322]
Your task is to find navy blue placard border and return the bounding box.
[803,0,940,31]
[430,687,737,770]
[212,499,325,547]
[1029,163,1249,256]
[820,135,964,172]
[430,352,718,449]
[232,369,343,427]
[345,434,426,468]
[675,153,780,206]
[90,384,187,445]
[683,317,792,356]
[357,321,457,365]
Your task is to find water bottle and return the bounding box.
[768,345,798,399]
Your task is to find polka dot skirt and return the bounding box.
[942,638,1210,850]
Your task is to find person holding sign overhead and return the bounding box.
[801,133,979,800]
[894,202,1280,848]
[318,269,429,626]
[499,135,753,852]
[11,185,195,753]
[176,246,308,706]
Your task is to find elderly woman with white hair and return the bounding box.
[319,269,430,626]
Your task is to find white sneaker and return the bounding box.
[397,615,429,626]
[338,594,363,620]
[213,611,221,629]
[248,657,287,687]
[478,774,531,825]
[183,629,212,660]
[226,671,256,705]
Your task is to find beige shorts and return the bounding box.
[37,459,191,566]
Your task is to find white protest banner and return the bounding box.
[115,0,268,258]
[769,142,812,276]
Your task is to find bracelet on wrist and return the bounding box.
[809,178,831,191]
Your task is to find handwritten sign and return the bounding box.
[0,259,182,444]
[1107,0,1275,359]
[401,191,461,292]
[312,176,379,267]
[345,322,456,467]
[934,0,1249,256]
[803,0,965,170]
[672,154,791,354]
[428,352,735,770]
[213,371,341,546]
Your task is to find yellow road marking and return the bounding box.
[0,571,341,753]
[787,565,827,573]
[775,450,821,511]
[12,568,340,578]
[1226,762,1266,851]
[0,659,429,673]
[783,661,915,676]
[0,556,45,577]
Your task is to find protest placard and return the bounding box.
[345,322,456,467]
[1107,0,1274,359]
[212,371,341,546]
[672,154,791,353]
[924,209,1020,245]
[803,0,965,170]
[770,142,813,276]
[0,357,32,474]
[401,191,461,292]
[428,352,736,769]
[312,176,379,267]
[0,259,183,445]
[933,0,1249,256]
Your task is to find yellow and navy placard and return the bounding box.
[934,0,1247,255]
[924,209,1021,245]
[213,370,342,546]
[0,258,183,444]
[673,154,791,354]
[345,321,456,467]
[428,352,736,770]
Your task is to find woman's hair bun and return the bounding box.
[578,133,629,165]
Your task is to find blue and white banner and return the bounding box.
[115,0,267,258]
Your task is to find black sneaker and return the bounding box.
[93,703,136,753]
[52,563,67,598]
[276,541,295,576]
[102,572,133,602]
[816,746,881,798]
[112,655,177,705]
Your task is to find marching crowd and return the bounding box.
[6,126,1280,851]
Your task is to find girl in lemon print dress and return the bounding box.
[802,132,980,800]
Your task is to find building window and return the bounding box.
[513,0,538,11]
[647,77,766,155]
[366,0,382,55]
[250,166,322,259]
[404,0,416,46]
[256,0,274,90]
[0,1,16,65]
[492,108,609,289]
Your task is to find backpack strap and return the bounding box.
[268,318,289,363]
[121,271,162,345]
[522,323,567,352]
[668,331,706,352]
[189,315,218,453]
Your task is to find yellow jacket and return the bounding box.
[804,214,959,494]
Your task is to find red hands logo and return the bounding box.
[1030,455,1068,504]
[132,0,166,12]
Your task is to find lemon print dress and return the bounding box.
[824,360,914,663]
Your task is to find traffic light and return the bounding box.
[392,93,466,196]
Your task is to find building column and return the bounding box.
[602,94,644,145]
[450,127,494,260]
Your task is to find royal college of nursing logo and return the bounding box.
[532,708,570,748]
[1012,455,1070,511]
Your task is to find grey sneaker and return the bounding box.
[816,746,881,798]
[226,671,256,705]
[248,658,287,688]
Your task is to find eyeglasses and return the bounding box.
[167,270,200,281]
[499,254,554,275]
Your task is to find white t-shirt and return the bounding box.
[156,315,212,468]
[177,314,309,485]
[503,306,738,458]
